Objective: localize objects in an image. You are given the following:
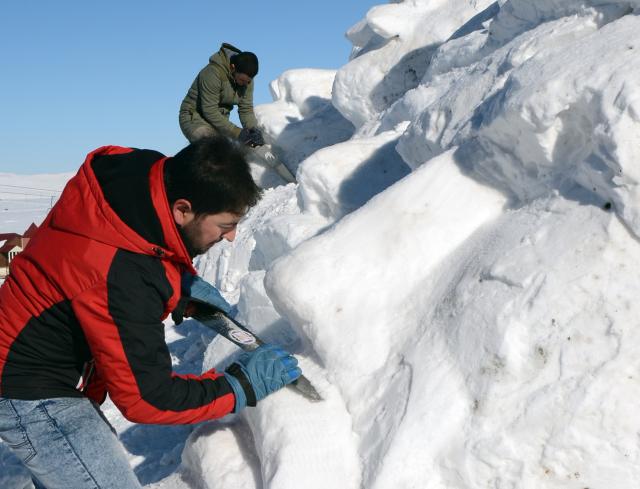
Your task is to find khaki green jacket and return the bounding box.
[179,43,258,138]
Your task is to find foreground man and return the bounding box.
[0,137,301,488]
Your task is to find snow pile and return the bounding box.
[186,1,640,488]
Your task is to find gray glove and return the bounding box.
[248,128,264,146]
[239,128,254,146]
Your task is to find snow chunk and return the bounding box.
[179,423,260,488]
[333,0,498,128]
[488,0,638,46]
[266,151,506,486]
[296,128,411,220]
[396,11,640,236]
[255,69,354,174]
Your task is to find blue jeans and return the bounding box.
[0,397,142,489]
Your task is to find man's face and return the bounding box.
[231,65,253,87]
[178,211,244,258]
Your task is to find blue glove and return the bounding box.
[181,273,231,314]
[225,344,302,411]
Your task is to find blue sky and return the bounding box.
[0,1,377,174]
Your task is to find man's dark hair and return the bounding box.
[230,52,259,78]
[164,137,261,215]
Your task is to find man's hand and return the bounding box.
[172,274,231,325]
[239,127,254,146]
[182,274,231,314]
[224,344,302,412]
[248,128,264,146]
[238,127,264,147]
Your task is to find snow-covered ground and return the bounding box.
[3,0,640,487]
[0,174,71,234]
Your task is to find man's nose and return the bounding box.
[223,228,237,242]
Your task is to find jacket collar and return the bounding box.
[49,146,196,274]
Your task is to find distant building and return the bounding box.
[0,223,38,277]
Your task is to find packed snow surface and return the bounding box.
[3,1,640,488]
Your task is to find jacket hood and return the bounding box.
[48,146,195,272]
[209,42,242,79]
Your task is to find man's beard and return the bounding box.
[177,221,207,258]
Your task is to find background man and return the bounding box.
[0,137,300,488]
[179,42,265,147]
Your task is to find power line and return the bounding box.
[0,184,63,193]
[0,190,57,198]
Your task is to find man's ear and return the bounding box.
[172,199,194,226]
[230,63,236,73]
